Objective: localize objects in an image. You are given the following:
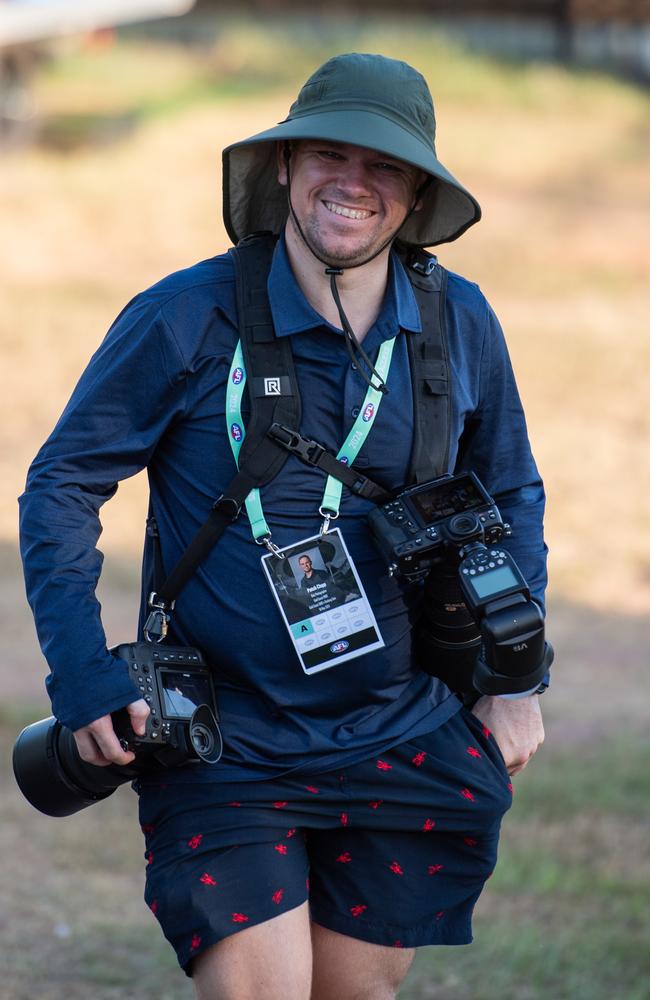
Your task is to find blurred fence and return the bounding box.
[188,0,650,81]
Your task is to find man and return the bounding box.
[297,553,338,606]
[298,554,328,590]
[20,54,547,999]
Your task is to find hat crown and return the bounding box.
[287,53,436,150]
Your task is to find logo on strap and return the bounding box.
[231,367,244,385]
[362,403,375,422]
[230,422,243,442]
[264,377,282,396]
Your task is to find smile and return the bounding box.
[323,201,373,221]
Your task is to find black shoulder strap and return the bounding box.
[230,232,302,484]
[144,234,302,627]
[399,246,451,485]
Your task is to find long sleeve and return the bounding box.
[19,298,188,731]
[453,300,548,610]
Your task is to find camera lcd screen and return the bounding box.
[160,670,212,720]
[408,476,486,526]
[465,565,519,600]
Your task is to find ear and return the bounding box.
[277,142,290,186]
[413,173,432,213]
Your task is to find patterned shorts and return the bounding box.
[137,707,512,976]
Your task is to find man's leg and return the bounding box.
[192,902,312,1000]
[310,923,415,1000]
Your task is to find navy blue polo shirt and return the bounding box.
[19,235,547,781]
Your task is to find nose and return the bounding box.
[335,156,373,197]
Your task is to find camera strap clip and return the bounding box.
[144,592,175,644]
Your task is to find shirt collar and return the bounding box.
[268,232,422,341]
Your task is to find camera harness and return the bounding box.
[144,231,450,641]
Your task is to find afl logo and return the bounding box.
[230,422,243,442]
[231,367,244,385]
[362,403,375,422]
[330,640,349,654]
[339,456,349,465]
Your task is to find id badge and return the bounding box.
[261,528,385,674]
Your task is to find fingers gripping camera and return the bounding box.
[111,643,222,763]
[12,642,222,818]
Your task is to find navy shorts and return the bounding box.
[137,707,512,976]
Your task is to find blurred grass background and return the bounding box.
[1,13,649,1000]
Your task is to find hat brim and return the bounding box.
[222,109,481,248]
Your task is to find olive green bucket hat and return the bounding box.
[222,52,480,248]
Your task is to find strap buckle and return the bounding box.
[268,423,325,467]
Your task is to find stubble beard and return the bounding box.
[292,209,398,270]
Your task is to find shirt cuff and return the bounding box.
[496,683,545,699]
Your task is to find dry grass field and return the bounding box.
[1,18,649,1000]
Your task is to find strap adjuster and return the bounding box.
[409,253,437,276]
[148,591,175,612]
[212,495,242,521]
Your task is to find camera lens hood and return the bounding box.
[12,717,132,817]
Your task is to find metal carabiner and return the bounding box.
[255,534,284,558]
[318,507,339,536]
[143,608,169,644]
[143,591,175,643]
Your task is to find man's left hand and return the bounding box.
[471,695,544,777]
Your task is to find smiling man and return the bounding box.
[20,53,549,1000]
[279,140,425,270]
[298,554,328,586]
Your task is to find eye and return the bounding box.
[317,149,344,161]
[375,161,403,174]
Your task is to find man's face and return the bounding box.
[299,556,313,574]
[277,140,425,268]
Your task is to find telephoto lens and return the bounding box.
[415,571,481,696]
[12,716,139,817]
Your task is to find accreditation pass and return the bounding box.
[261,528,385,675]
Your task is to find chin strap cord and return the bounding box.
[325,267,388,394]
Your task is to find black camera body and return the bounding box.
[111,642,221,763]
[12,642,222,818]
[369,472,552,698]
[368,472,506,583]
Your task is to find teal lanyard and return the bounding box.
[226,342,270,540]
[226,337,397,546]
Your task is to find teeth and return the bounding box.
[324,202,372,220]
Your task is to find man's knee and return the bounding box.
[192,903,312,1000]
[310,923,415,1000]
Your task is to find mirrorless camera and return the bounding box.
[368,472,552,697]
[110,642,221,758]
[368,471,506,583]
[13,642,222,817]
